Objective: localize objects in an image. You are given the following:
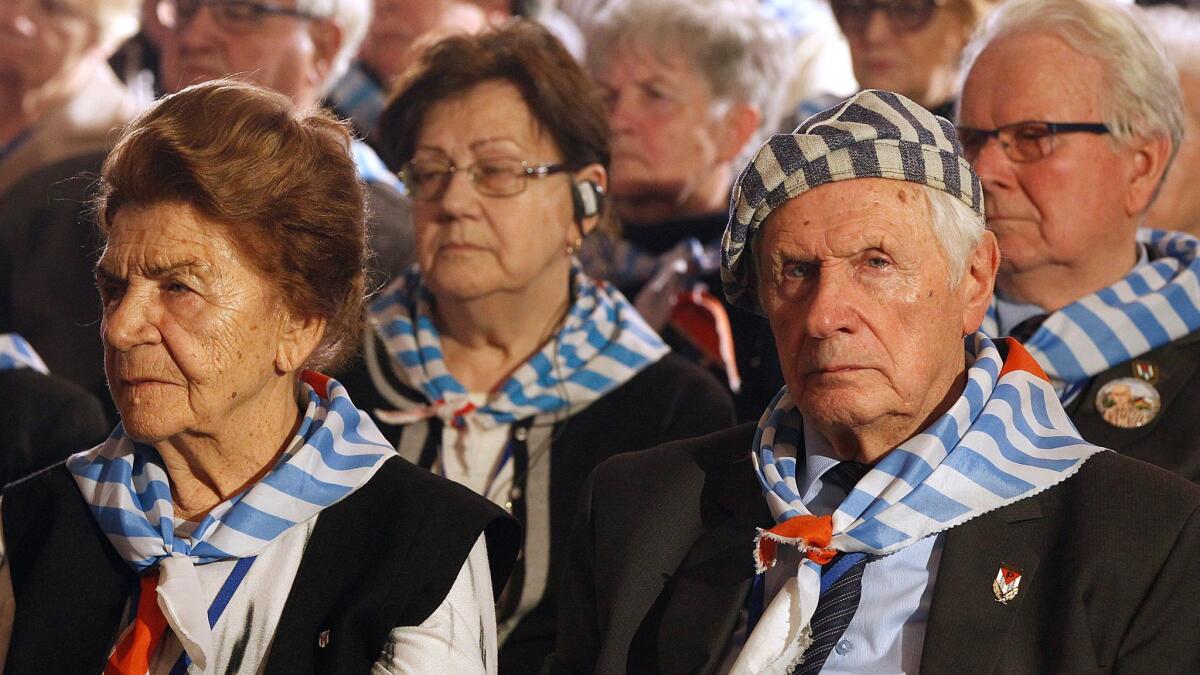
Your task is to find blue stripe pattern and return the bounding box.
[752,332,1101,579]
[68,376,395,571]
[367,263,669,429]
[982,229,1200,391]
[0,333,49,374]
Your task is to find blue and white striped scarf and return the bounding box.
[982,229,1200,395]
[368,263,669,430]
[740,333,1102,672]
[0,333,49,373]
[67,373,394,669]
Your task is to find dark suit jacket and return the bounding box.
[549,423,1200,674]
[1066,329,1200,483]
[0,368,108,486]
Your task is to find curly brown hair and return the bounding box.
[95,79,367,372]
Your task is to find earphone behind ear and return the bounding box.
[571,180,606,223]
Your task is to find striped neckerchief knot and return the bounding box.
[732,333,1104,675]
[368,262,670,430]
[68,372,396,671]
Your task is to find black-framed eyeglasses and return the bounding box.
[830,0,945,34]
[399,158,572,201]
[956,121,1110,163]
[156,0,318,33]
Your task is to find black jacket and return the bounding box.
[550,423,1200,673]
[0,367,108,485]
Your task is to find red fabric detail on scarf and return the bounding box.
[669,288,742,391]
[757,514,837,568]
[106,572,167,675]
[999,337,1050,382]
[301,370,332,399]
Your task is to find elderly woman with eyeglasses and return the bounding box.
[335,20,735,672]
[0,80,519,673]
[794,0,1000,122]
[1,0,143,419]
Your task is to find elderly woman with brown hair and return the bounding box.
[337,20,734,672]
[0,80,518,673]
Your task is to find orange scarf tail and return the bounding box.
[106,572,168,675]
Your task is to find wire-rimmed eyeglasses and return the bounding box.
[398,158,572,201]
[155,0,319,32]
[956,121,1111,163]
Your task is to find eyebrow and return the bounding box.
[95,259,213,281]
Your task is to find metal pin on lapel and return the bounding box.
[993,564,1022,604]
[318,629,331,648]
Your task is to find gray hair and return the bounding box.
[1144,5,1200,80]
[959,0,1184,166]
[302,0,372,93]
[923,184,985,285]
[582,0,794,155]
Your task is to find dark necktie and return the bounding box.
[1008,313,1048,345]
[791,461,872,675]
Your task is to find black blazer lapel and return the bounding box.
[920,497,1043,674]
[650,453,773,675]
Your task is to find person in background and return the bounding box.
[0,0,143,424]
[579,0,794,422]
[550,88,1200,675]
[0,80,519,673]
[335,21,734,672]
[0,333,107,486]
[793,0,997,123]
[957,0,1200,481]
[327,0,488,148]
[1144,4,1200,236]
[156,0,414,283]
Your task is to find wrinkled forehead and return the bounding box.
[755,179,934,254]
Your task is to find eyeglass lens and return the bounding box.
[831,0,939,34]
[404,159,533,201]
[958,123,1057,163]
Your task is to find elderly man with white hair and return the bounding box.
[549,90,1200,674]
[580,0,796,422]
[956,0,1200,482]
[155,0,413,281]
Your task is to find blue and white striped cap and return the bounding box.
[721,89,984,313]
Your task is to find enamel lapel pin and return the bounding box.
[993,564,1022,604]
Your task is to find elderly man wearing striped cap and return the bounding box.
[547,89,1200,674]
[957,0,1200,481]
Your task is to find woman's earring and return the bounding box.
[566,237,583,256]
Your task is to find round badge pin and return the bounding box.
[1095,377,1161,429]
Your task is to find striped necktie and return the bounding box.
[792,461,872,674]
[793,551,869,675]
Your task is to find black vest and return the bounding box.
[2,456,520,674]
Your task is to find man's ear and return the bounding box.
[1125,133,1174,217]
[960,229,1000,335]
[276,312,328,374]
[307,18,343,89]
[715,102,762,165]
[571,163,608,238]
